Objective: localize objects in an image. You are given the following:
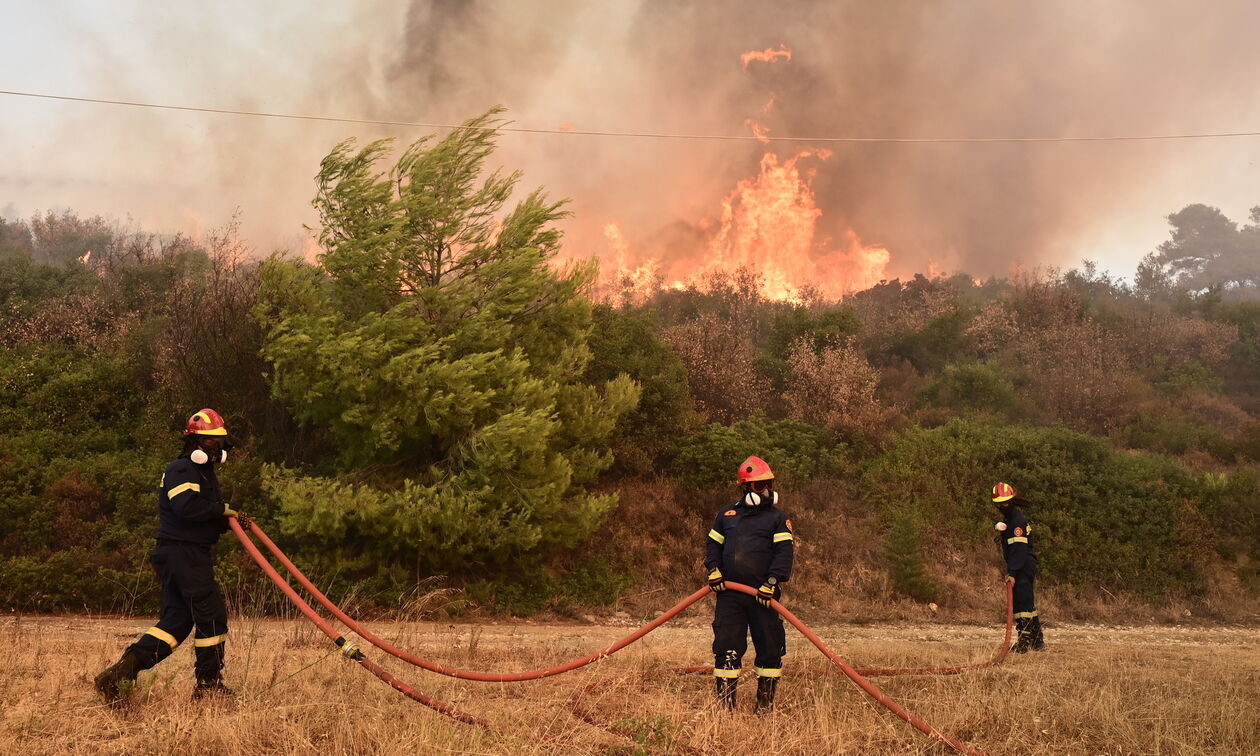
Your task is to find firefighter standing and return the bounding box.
[705,456,795,713]
[95,409,240,702]
[992,482,1045,652]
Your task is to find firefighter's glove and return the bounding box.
[756,579,780,609]
[222,502,240,518]
[1005,575,1016,587]
[707,568,726,592]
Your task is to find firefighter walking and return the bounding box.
[95,408,240,702]
[705,456,795,713]
[991,482,1045,652]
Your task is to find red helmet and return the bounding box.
[738,456,775,484]
[184,408,228,437]
[992,482,1016,503]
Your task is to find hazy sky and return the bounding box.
[3,0,1260,284]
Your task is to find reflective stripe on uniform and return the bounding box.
[194,633,228,648]
[754,666,782,678]
[1006,536,1028,544]
[713,668,740,678]
[145,626,179,649]
[167,482,201,498]
[708,529,725,544]
[1013,610,1039,619]
[773,532,793,543]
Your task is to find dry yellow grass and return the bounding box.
[3,612,1257,755]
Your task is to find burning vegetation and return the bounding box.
[598,46,890,303]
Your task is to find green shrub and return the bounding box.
[672,417,845,491]
[862,419,1210,597]
[884,506,938,602]
[919,361,1019,414]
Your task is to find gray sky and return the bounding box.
[3,0,1260,288]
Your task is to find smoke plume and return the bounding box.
[6,0,1260,284]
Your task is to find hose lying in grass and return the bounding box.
[232,516,1011,756]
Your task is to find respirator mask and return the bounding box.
[190,437,231,465]
[742,482,778,507]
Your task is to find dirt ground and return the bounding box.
[3,612,1258,755]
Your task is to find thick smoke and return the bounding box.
[7,1,1260,279]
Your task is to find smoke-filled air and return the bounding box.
[5,0,1260,297]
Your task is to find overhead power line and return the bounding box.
[4,88,1260,144]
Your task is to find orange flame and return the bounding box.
[741,44,792,69]
[745,119,771,143]
[706,152,888,300]
[590,40,890,304]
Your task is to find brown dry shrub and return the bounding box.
[1,292,131,350]
[661,312,772,424]
[1177,391,1254,434]
[1018,317,1142,433]
[783,338,889,441]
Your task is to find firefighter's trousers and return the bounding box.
[712,591,786,679]
[126,542,229,680]
[1012,562,1043,649]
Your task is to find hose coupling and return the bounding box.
[335,636,365,661]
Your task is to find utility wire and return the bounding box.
[4,88,1260,144]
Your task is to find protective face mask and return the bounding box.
[743,490,779,507]
[190,448,227,465]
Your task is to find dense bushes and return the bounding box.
[862,419,1221,597]
[672,418,845,491]
[4,163,1260,614]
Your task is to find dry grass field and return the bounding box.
[3,612,1257,755]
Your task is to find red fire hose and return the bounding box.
[231,517,1011,755]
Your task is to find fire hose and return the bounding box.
[230,516,1012,755]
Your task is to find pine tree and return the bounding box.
[885,506,938,602]
[255,109,639,575]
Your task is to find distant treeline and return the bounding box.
[2,113,1258,615]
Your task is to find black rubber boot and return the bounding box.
[754,676,778,714]
[715,677,737,711]
[94,651,142,703]
[1029,617,1046,651]
[1011,618,1032,653]
[192,678,235,701]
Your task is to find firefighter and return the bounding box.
[991,482,1045,652]
[94,409,240,703]
[705,455,795,713]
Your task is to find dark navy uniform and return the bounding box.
[998,499,1043,651]
[706,500,795,680]
[126,457,231,680]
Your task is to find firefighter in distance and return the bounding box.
[992,481,1045,652]
[94,408,242,702]
[705,455,795,713]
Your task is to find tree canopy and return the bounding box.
[255,109,639,575]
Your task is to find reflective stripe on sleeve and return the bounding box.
[773,532,793,543]
[1006,536,1028,544]
[167,482,201,498]
[1013,610,1039,619]
[193,633,228,648]
[713,668,741,679]
[754,666,782,678]
[708,529,726,544]
[145,626,179,649]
